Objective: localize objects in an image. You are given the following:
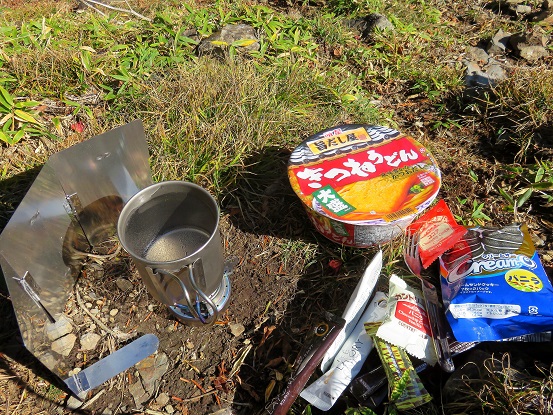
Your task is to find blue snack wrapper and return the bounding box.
[440,223,553,342]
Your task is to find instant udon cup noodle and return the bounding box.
[288,124,442,247]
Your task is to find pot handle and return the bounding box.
[188,258,219,325]
[151,260,218,325]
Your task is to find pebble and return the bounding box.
[68,367,81,377]
[66,395,84,410]
[136,352,169,395]
[185,340,194,349]
[39,352,57,370]
[128,380,149,407]
[110,309,119,316]
[80,332,101,351]
[148,304,155,312]
[45,315,74,341]
[90,308,99,315]
[85,302,93,309]
[116,278,134,292]
[51,333,77,356]
[154,392,170,407]
[165,405,175,414]
[229,323,245,337]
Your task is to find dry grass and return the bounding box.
[444,353,553,415]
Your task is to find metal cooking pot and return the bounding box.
[117,181,230,325]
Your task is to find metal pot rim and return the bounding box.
[117,180,220,266]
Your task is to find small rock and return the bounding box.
[487,29,512,55]
[197,23,260,57]
[519,45,549,61]
[516,4,533,14]
[165,404,175,414]
[466,46,490,64]
[136,353,169,394]
[116,278,133,292]
[51,333,77,356]
[39,352,57,370]
[80,332,101,351]
[209,408,236,415]
[66,395,84,410]
[45,315,73,341]
[68,367,81,377]
[167,324,176,332]
[510,30,549,61]
[369,13,394,31]
[484,60,507,82]
[229,323,245,337]
[154,392,170,407]
[148,304,155,312]
[346,13,393,40]
[185,340,194,349]
[128,380,149,407]
[109,309,119,317]
[85,302,93,309]
[90,308,99,315]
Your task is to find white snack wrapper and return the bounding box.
[320,250,382,372]
[376,275,437,365]
[300,292,388,411]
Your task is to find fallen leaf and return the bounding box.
[70,121,85,133]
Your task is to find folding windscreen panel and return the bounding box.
[0,120,158,398]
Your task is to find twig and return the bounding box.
[75,286,135,341]
[80,0,152,21]
[81,1,106,17]
[74,244,122,263]
[172,389,217,403]
[80,389,105,409]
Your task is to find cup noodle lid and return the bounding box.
[288,125,442,226]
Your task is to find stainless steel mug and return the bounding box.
[117,181,230,325]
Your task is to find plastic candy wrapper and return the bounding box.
[406,199,467,269]
[371,335,432,411]
[376,275,437,365]
[440,223,553,342]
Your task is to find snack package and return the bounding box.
[376,275,437,365]
[406,199,467,269]
[372,336,432,411]
[440,223,553,342]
